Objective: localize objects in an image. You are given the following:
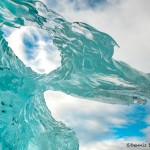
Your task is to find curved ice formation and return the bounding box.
[0,0,150,149]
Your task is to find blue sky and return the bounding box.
[45,91,150,150]
[3,0,150,149]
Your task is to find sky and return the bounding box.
[3,0,150,150]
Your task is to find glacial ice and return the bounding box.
[0,0,150,149]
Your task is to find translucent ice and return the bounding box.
[0,0,150,149]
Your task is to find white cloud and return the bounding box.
[6,26,61,73]
[81,138,150,150]
[44,91,134,146]
[141,127,150,141]
[5,0,150,73]
[43,0,150,73]
[19,1,150,149]
[145,116,150,125]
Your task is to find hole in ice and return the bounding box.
[4,26,61,74]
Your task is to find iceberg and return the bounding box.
[0,0,150,149]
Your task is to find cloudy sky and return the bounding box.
[3,0,150,150]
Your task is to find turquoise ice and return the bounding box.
[0,0,150,149]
